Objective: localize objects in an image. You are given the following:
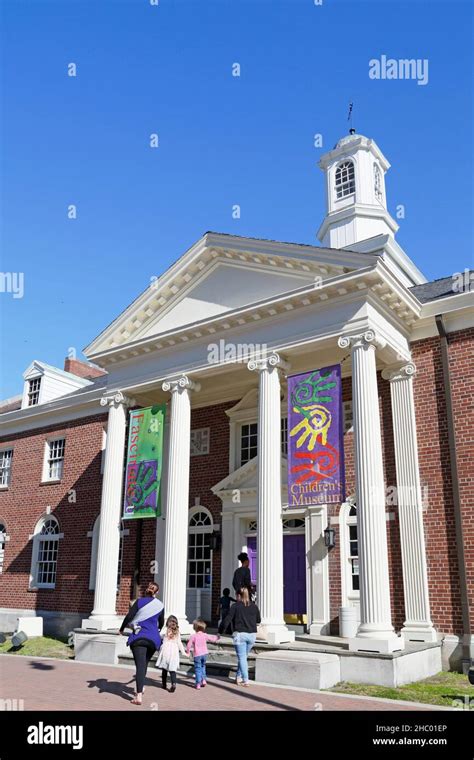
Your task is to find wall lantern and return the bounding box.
[208,532,221,551]
[324,527,336,550]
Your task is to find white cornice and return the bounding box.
[86,259,421,369]
[84,232,381,359]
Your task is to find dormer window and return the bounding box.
[28,377,41,406]
[335,160,355,199]
[373,163,383,203]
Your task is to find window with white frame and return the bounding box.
[335,160,355,199]
[347,505,359,592]
[0,449,13,487]
[240,422,258,465]
[0,522,7,573]
[187,509,213,589]
[32,516,60,588]
[28,377,42,406]
[240,418,288,466]
[373,163,383,203]
[44,438,66,481]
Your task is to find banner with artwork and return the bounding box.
[123,405,166,519]
[287,365,345,507]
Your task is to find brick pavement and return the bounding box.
[0,655,439,711]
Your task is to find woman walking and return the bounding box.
[120,581,164,705]
[223,586,261,687]
[156,615,186,693]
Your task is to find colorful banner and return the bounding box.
[287,365,345,507]
[123,405,166,519]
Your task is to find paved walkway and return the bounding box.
[0,655,438,711]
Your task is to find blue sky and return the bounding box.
[1,0,472,399]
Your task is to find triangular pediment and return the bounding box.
[212,455,288,495]
[85,232,376,358]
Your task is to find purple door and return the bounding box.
[246,535,306,615]
[283,534,306,615]
[247,537,257,584]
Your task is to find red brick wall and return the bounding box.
[0,413,107,616]
[412,327,474,636]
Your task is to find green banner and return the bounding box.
[123,405,165,519]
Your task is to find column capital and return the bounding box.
[100,390,136,408]
[162,374,201,394]
[338,329,386,352]
[382,362,417,382]
[247,351,290,374]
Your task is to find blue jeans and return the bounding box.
[233,632,256,683]
[193,655,207,685]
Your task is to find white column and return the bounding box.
[306,505,331,636]
[338,331,403,653]
[248,352,295,644]
[83,391,133,631]
[161,375,200,634]
[382,363,437,642]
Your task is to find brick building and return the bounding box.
[0,131,472,679]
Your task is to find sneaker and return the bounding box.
[201,680,207,687]
[235,676,243,685]
[196,684,201,690]
[241,682,250,687]
[170,685,176,693]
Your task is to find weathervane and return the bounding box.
[347,101,355,134]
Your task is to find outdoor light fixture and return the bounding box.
[324,527,336,550]
[208,532,221,551]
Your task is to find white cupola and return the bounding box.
[317,131,399,249]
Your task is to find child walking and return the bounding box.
[217,588,235,634]
[155,615,186,693]
[185,618,220,689]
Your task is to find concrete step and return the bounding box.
[118,651,256,679]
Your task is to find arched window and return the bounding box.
[30,515,61,589]
[0,522,7,574]
[335,160,355,199]
[188,508,213,589]
[373,163,383,203]
[89,516,126,591]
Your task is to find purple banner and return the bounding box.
[287,364,345,507]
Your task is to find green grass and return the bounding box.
[326,671,473,708]
[0,635,74,660]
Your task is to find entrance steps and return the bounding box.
[74,628,443,688]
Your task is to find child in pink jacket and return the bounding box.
[186,618,220,689]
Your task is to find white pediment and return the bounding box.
[84,232,374,358]
[138,260,314,339]
[212,455,288,496]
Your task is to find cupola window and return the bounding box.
[335,160,355,198]
[374,163,383,202]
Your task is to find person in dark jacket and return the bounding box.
[223,586,261,686]
[120,581,165,705]
[232,553,252,599]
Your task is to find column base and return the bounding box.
[401,623,438,643]
[258,624,295,645]
[81,615,123,632]
[349,633,405,654]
